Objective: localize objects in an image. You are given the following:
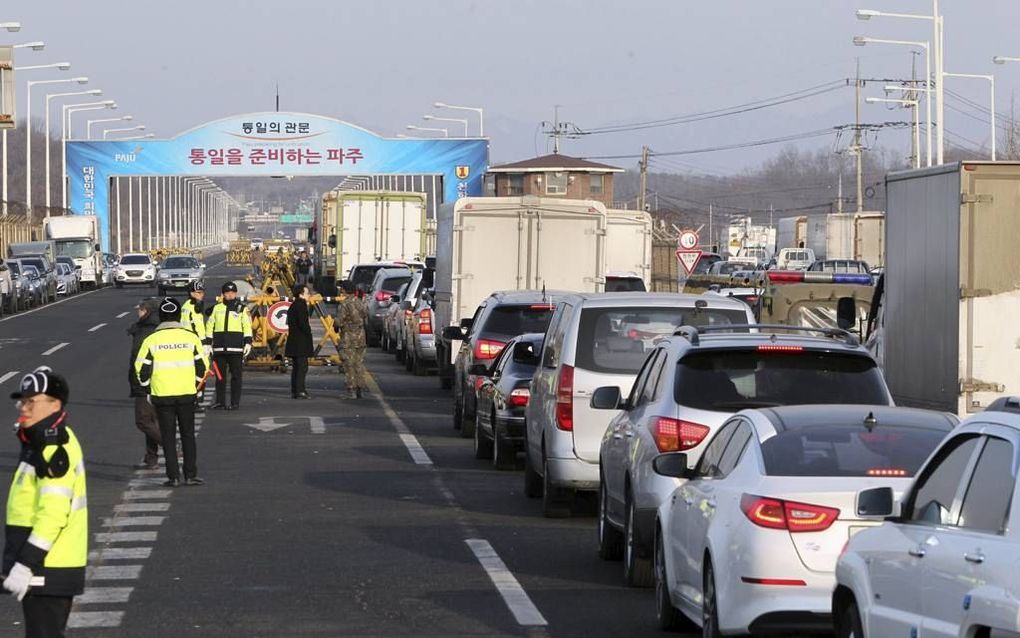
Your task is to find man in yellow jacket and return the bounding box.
[206,282,252,410]
[4,366,87,636]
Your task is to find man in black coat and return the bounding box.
[295,251,313,288]
[127,298,163,468]
[286,283,314,399]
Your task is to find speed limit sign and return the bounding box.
[678,230,699,250]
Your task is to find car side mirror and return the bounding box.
[442,326,465,341]
[856,486,898,518]
[590,386,623,410]
[468,362,490,377]
[652,453,692,479]
[459,317,474,331]
[95,243,101,251]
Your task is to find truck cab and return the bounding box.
[42,216,104,288]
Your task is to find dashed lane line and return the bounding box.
[0,371,19,384]
[465,539,549,627]
[364,374,432,465]
[88,323,107,332]
[42,342,69,356]
[116,311,130,318]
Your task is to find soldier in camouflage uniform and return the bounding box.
[337,281,370,398]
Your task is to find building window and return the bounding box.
[590,174,604,195]
[508,174,524,195]
[545,172,567,195]
[485,174,496,194]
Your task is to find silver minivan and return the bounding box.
[524,292,755,517]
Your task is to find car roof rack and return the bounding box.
[984,397,1020,415]
[672,323,859,347]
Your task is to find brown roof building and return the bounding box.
[485,153,623,208]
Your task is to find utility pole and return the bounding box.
[638,146,649,212]
[541,106,582,154]
[837,172,844,214]
[275,83,280,112]
[853,59,864,213]
[708,203,713,251]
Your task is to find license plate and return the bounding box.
[174,281,187,286]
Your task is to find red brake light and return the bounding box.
[866,468,908,477]
[474,339,506,360]
[375,291,391,302]
[741,494,840,532]
[756,345,804,352]
[740,577,807,587]
[529,304,554,310]
[652,418,710,453]
[418,308,433,335]
[555,364,574,431]
[508,387,530,408]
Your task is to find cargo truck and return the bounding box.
[434,196,608,388]
[314,191,427,295]
[42,215,104,288]
[867,162,1020,415]
[605,208,652,289]
[778,213,885,267]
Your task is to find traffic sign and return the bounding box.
[676,249,702,275]
[678,230,699,250]
[267,300,292,333]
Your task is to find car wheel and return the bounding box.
[624,494,654,587]
[115,282,123,289]
[542,449,572,518]
[836,597,865,638]
[474,411,493,459]
[598,476,624,560]
[655,529,692,631]
[148,281,155,288]
[523,435,543,498]
[404,346,414,371]
[492,417,515,471]
[395,342,405,363]
[703,559,723,638]
[459,393,475,439]
[452,389,463,430]
[413,353,427,376]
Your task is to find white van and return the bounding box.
[777,247,815,270]
[523,292,756,517]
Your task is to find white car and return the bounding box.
[54,262,79,296]
[833,398,1020,638]
[652,405,957,636]
[115,253,156,288]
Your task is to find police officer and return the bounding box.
[4,367,87,637]
[206,282,252,410]
[180,281,209,412]
[135,297,208,487]
[337,281,370,399]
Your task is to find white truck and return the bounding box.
[606,209,652,289]
[867,162,1020,415]
[787,212,885,267]
[315,191,427,295]
[42,215,104,288]
[434,196,608,388]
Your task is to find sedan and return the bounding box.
[652,405,957,636]
[19,264,47,307]
[115,253,157,288]
[55,262,79,296]
[471,333,543,470]
[157,254,205,295]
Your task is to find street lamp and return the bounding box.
[433,102,484,136]
[25,76,88,213]
[44,88,101,209]
[0,22,21,32]
[866,96,921,167]
[103,125,145,139]
[12,41,44,51]
[422,114,469,136]
[87,115,131,139]
[63,100,115,208]
[115,133,154,141]
[405,125,448,137]
[943,72,996,161]
[853,35,931,166]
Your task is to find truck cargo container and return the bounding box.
[776,216,808,251]
[605,208,652,289]
[42,215,103,288]
[854,212,885,267]
[868,162,1019,414]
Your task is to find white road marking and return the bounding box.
[88,323,107,332]
[114,502,170,513]
[365,375,433,465]
[42,342,69,356]
[86,565,143,580]
[128,478,167,487]
[101,516,166,527]
[116,311,131,318]
[0,286,105,323]
[67,611,125,628]
[123,490,171,500]
[465,539,548,627]
[134,468,164,476]
[94,531,158,543]
[77,587,134,604]
[0,371,19,384]
[89,547,152,561]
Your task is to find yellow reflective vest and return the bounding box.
[4,417,87,596]
[180,298,208,343]
[206,301,253,354]
[134,322,209,397]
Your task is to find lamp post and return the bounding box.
[63,100,115,208]
[113,133,153,141]
[103,125,144,139]
[433,102,484,136]
[853,36,932,166]
[942,72,996,160]
[87,115,131,139]
[867,96,921,167]
[0,22,21,32]
[44,88,101,209]
[857,2,943,163]
[405,125,448,137]
[422,114,469,136]
[25,76,88,214]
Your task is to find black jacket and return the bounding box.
[285,298,314,357]
[296,257,312,274]
[128,311,161,397]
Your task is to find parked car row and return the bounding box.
[369,261,438,377]
[0,253,83,316]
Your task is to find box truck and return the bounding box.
[42,215,104,288]
[605,208,652,289]
[314,191,426,295]
[433,196,608,387]
[867,162,1020,415]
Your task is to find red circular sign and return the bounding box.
[267,301,292,334]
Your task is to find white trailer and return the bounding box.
[776,216,807,251]
[42,215,103,287]
[606,208,652,288]
[854,213,885,268]
[434,196,608,386]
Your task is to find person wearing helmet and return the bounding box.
[206,282,252,410]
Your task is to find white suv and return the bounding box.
[834,397,1020,638]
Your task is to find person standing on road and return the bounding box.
[135,297,208,487]
[337,281,369,399]
[4,367,87,637]
[250,247,264,280]
[295,251,313,288]
[286,283,314,399]
[180,281,209,412]
[127,298,163,469]
[206,282,252,410]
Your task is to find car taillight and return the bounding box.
[474,339,505,360]
[740,494,840,533]
[652,417,710,452]
[375,291,391,302]
[418,309,433,335]
[756,345,804,352]
[508,387,530,408]
[866,468,908,477]
[555,364,574,431]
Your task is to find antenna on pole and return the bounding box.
[540,105,583,154]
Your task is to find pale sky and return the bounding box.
[5,0,1018,171]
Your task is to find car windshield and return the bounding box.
[480,304,555,339]
[22,258,45,272]
[121,255,151,265]
[577,306,750,374]
[380,276,410,293]
[23,265,39,278]
[675,350,888,411]
[713,262,754,275]
[693,255,722,274]
[8,263,20,275]
[761,424,948,477]
[605,277,646,292]
[163,257,199,269]
[785,251,810,262]
[55,240,92,259]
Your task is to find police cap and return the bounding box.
[222,282,238,294]
[10,366,70,405]
[189,280,205,293]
